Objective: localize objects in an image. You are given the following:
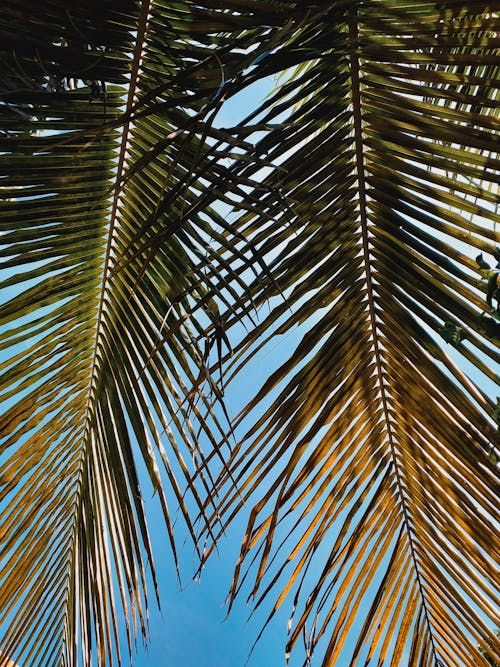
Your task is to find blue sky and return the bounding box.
[128,512,292,666]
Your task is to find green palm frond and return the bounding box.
[1,1,499,667]
[0,1,276,664]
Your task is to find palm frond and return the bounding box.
[0,1,280,665]
[200,3,500,666]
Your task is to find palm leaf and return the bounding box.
[0,1,280,665]
[199,2,500,666]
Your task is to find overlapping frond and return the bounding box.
[1,1,499,667]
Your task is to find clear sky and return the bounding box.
[128,505,293,667]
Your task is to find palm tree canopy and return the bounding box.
[0,1,499,666]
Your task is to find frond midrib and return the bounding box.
[58,1,155,658]
[348,6,441,663]
[82,0,153,425]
